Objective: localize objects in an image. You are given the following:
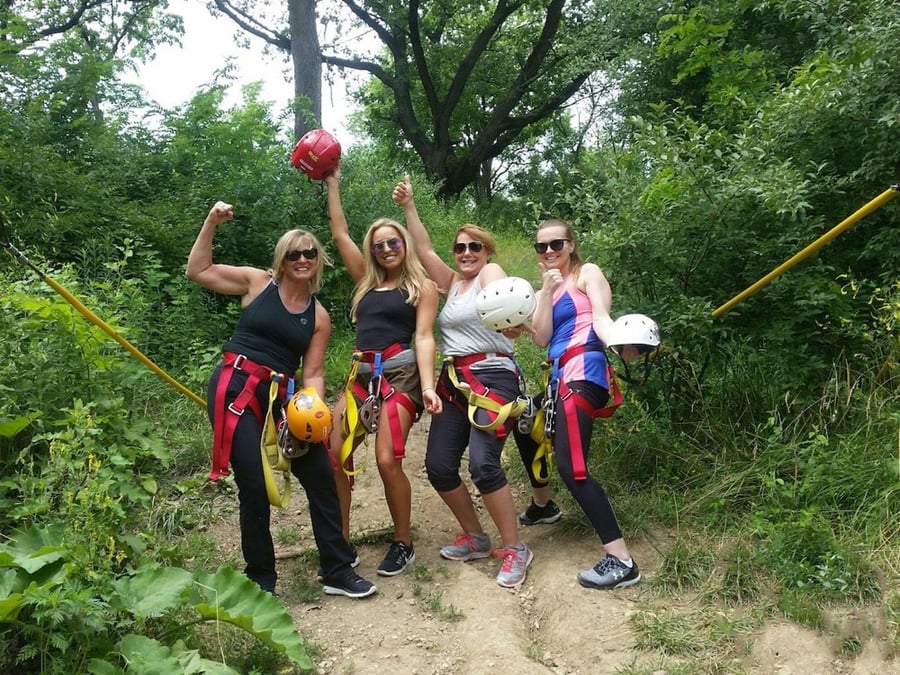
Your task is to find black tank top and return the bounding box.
[223,280,317,374]
[355,288,416,350]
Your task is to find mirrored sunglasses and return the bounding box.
[533,238,570,254]
[453,241,485,254]
[371,237,404,255]
[285,248,318,261]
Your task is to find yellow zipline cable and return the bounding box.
[4,239,207,409]
[712,185,899,318]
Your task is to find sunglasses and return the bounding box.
[533,238,571,254]
[371,237,404,255]
[285,248,318,261]
[453,241,484,254]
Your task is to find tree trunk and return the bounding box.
[289,0,320,139]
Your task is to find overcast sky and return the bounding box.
[129,0,356,142]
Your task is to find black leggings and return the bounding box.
[512,380,623,544]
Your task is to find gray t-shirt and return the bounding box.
[438,280,516,371]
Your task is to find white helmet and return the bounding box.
[607,313,660,349]
[475,277,536,331]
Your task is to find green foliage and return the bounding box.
[1,0,898,666]
[0,536,312,674]
[653,536,717,593]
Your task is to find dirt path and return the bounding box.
[215,418,894,674]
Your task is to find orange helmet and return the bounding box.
[290,129,341,180]
[285,387,332,443]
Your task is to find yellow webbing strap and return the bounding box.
[338,355,368,477]
[529,363,554,484]
[260,375,292,508]
[444,357,529,432]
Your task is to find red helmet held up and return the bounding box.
[291,129,341,180]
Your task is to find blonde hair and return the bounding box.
[350,218,431,320]
[271,229,332,293]
[455,224,497,258]
[537,218,583,278]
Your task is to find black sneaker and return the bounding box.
[316,548,361,582]
[377,541,415,576]
[518,499,562,526]
[577,554,641,590]
[322,570,377,599]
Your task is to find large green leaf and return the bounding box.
[0,413,38,438]
[0,524,67,574]
[112,564,194,618]
[193,567,312,669]
[108,635,241,675]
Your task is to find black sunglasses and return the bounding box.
[453,241,484,254]
[285,248,318,261]
[533,238,570,254]
[371,237,404,255]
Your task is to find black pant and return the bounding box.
[425,367,520,494]
[512,380,623,544]
[208,363,355,591]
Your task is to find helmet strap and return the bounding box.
[613,347,659,386]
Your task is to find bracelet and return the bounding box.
[422,387,435,394]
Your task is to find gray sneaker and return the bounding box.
[495,543,533,588]
[577,554,640,590]
[440,532,492,561]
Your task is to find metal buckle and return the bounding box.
[358,395,381,433]
[542,396,556,438]
[367,374,382,397]
[232,354,247,371]
[227,402,244,416]
[278,419,310,458]
[516,395,535,435]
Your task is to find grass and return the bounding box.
[411,584,465,622]
[652,535,717,594]
[631,607,756,660]
[138,233,898,670]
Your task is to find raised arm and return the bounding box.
[322,166,365,283]
[392,176,455,293]
[578,263,615,346]
[186,201,269,302]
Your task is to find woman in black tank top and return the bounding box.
[187,200,376,599]
[323,166,442,578]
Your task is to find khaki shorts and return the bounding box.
[353,360,424,412]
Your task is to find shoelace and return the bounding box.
[492,547,519,572]
[451,533,476,548]
[595,555,624,575]
[387,543,408,565]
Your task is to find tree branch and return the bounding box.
[212,0,290,51]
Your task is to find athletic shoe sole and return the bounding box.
[519,511,562,526]
[577,571,641,590]
[440,548,492,562]
[322,582,377,599]
[377,551,416,576]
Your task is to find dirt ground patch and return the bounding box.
[211,418,897,674]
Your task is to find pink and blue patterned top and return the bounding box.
[548,276,609,389]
